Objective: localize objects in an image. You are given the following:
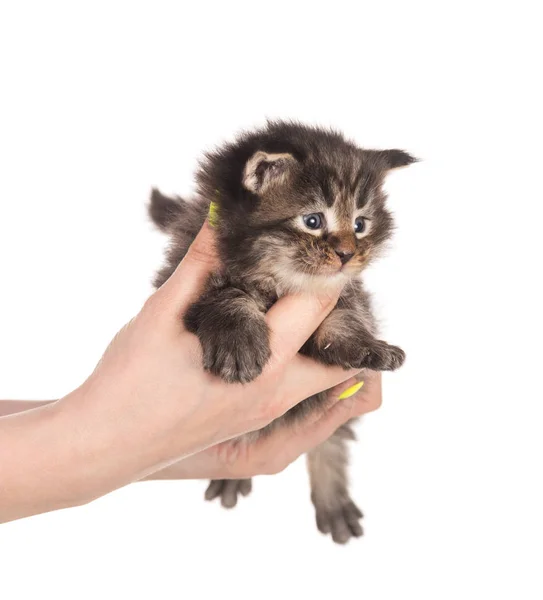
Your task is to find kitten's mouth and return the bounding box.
[323,260,365,278]
[318,263,355,279]
[331,260,361,275]
[340,249,371,275]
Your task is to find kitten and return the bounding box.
[149,121,415,543]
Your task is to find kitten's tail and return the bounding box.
[148,188,185,232]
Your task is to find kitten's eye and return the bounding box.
[354,216,366,234]
[303,213,324,230]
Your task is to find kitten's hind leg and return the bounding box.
[204,478,253,509]
[307,422,363,544]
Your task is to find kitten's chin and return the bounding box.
[340,264,365,278]
[274,268,351,296]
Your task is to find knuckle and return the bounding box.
[313,292,336,314]
[263,352,286,375]
[255,406,277,428]
[220,443,241,466]
[187,240,216,268]
[141,292,162,315]
[370,375,383,410]
[252,395,283,427]
[363,387,382,413]
[263,459,287,476]
[215,440,245,475]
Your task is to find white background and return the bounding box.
[1,1,542,599]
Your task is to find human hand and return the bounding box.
[1,218,365,522]
[142,370,381,481]
[46,220,362,505]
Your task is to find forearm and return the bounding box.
[0,396,91,523]
[0,400,56,417]
[0,385,198,524]
[0,398,208,512]
[0,400,250,486]
[140,453,220,481]
[0,402,243,485]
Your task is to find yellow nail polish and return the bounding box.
[338,381,364,400]
[208,201,219,227]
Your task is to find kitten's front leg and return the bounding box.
[184,285,270,383]
[301,308,405,371]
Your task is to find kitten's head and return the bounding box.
[197,121,416,293]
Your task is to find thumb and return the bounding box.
[155,220,220,315]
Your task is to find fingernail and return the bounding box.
[338,381,364,400]
[208,201,219,227]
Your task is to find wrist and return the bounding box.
[0,396,91,522]
[0,399,56,417]
[51,382,167,503]
[54,377,208,500]
[139,449,227,481]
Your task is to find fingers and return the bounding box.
[351,370,382,414]
[251,378,364,475]
[154,221,219,314]
[301,370,382,428]
[267,354,361,419]
[261,372,382,474]
[294,377,361,427]
[297,382,369,450]
[265,285,344,364]
[294,400,357,455]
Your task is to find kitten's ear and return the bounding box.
[243,151,297,194]
[364,149,418,170]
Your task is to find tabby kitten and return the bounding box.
[149,121,415,544]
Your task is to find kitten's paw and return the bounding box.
[358,341,405,371]
[316,337,405,372]
[313,496,364,544]
[204,478,252,508]
[200,324,271,383]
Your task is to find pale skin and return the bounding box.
[0,221,382,524]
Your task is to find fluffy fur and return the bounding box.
[149,121,415,543]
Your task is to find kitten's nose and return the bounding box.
[335,249,354,265]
